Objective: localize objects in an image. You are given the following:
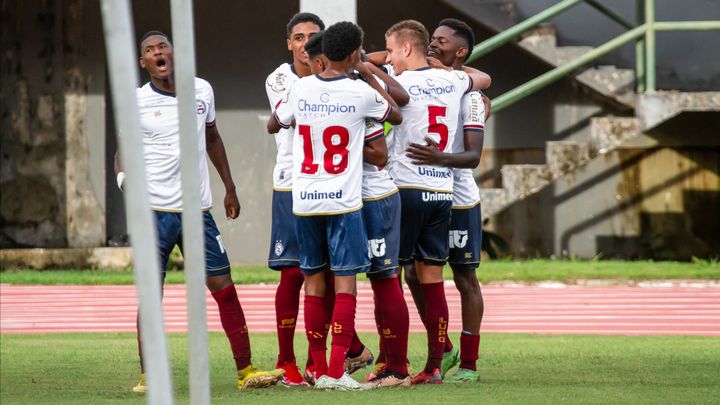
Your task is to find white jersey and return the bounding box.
[362,119,398,200]
[452,91,485,208]
[265,63,300,190]
[136,78,215,211]
[273,75,391,215]
[387,67,472,192]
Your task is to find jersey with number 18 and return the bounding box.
[273,75,391,215]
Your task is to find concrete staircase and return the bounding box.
[441,0,636,110]
[439,0,720,220]
[480,93,720,219]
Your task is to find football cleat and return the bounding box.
[304,365,318,385]
[314,373,373,391]
[344,346,374,375]
[132,373,146,393]
[446,367,480,383]
[440,346,460,378]
[365,362,386,381]
[277,361,310,387]
[411,368,442,385]
[368,369,412,388]
[237,365,284,390]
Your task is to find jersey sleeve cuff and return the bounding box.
[364,128,384,144]
[273,111,291,129]
[465,75,474,94]
[206,120,216,128]
[463,124,484,131]
[378,103,391,123]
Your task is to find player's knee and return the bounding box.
[206,273,233,293]
[452,268,480,294]
[403,264,420,286]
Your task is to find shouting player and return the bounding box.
[265,12,325,387]
[118,31,283,392]
[406,18,489,383]
[381,20,490,384]
[268,21,402,390]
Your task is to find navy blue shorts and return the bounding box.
[448,204,483,270]
[398,188,452,266]
[362,192,401,277]
[267,190,300,270]
[295,210,370,276]
[154,210,230,277]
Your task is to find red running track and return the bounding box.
[1,282,719,336]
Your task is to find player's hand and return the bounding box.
[354,61,372,80]
[427,57,451,71]
[481,92,492,121]
[406,136,443,165]
[224,190,241,220]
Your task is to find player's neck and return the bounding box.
[405,54,429,71]
[406,58,430,70]
[450,59,464,71]
[321,61,352,79]
[293,61,313,78]
[151,76,175,94]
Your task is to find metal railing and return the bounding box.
[466,0,720,112]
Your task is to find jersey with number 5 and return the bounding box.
[273,75,391,215]
[388,67,472,192]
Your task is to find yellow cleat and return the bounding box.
[132,373,146,394]
[237,365,285,390]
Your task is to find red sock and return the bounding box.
[322,271,336,328]
[328,293,356,379]
[304,295,328,376]
[275,266,304,364]
[212,284,251,371]
[460,333,480,370]
[445,338,454,353]
[348,333,364,358]
[372,290,386,364]
[371,277,409,375]
[421,282,448,374]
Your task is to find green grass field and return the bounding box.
[1,332,718,404]
[1,259,718,285]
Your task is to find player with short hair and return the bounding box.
[265,12,326,387]
[405,18,489,383]
[381,19,490,384]
[306,31,413,388]
[268,21,402,390]
[118,31,283,392]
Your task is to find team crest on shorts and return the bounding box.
[274,240,284,256]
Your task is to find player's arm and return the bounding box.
[406,129,483,169]
[461,66,492,91]
[365,63,409,107]
[481,92,491,121]
[355,61,403,125]
[363,122,388,167]
[267,114,282,134]
[363,138,388,167]
[364,50,388,66]
[206,124,241,219]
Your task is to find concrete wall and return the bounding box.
[1,0,105,248]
